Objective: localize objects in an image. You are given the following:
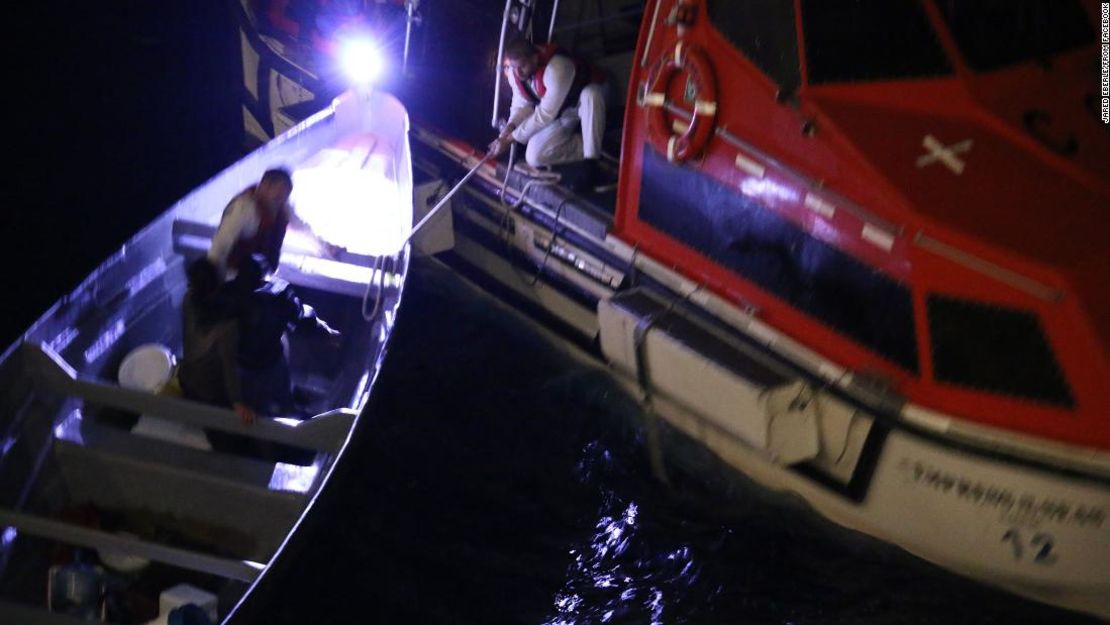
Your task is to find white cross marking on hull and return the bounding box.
[916,135,973,175]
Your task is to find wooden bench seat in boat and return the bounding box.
[19,343,358,561]
[0,508,264,582]
[50,433,305,561]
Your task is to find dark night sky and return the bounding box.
[3,2,242,348]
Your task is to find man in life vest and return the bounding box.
[207,168,332,278]
[488,38,607,180]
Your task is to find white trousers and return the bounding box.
[525,83,607,167]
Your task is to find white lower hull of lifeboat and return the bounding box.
[640,383,1109,618]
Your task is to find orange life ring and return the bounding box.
[644,42,718,163]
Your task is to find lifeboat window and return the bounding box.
[935,0,1095,72]
[800,0,951,84]
[706,0,800,93]
[927,295,1074,408]
[637,147,919,373]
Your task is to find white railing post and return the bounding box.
[548,0,561,42]
[492,0,516,128]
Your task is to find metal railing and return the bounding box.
[491,0,641,128]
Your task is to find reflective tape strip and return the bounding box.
[694,100,717,116]
[804,193,835,218]
[672,119,690,135]
[861,224,895,251]
[734,153,765,178]
[667,136,678,162]
[674,41,684,66]
[644,92,666,107]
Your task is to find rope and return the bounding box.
[361,253,390,321]
[632,284,704,487]
[407,153,493,246]
[527,198,570,286]
[498,143,518,206]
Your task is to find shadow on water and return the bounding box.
[240,259,1100,625]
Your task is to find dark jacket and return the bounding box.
[235,277,328,370]
[179,288,243,406]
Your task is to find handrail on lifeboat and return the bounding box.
[547,0,560,42]
[657,101,903,236]
[656,103,1061,302]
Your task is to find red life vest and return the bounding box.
[226,186,290,273]
[511,43,606,115]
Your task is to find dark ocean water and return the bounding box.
[3,3,1103,624]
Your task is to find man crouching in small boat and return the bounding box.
[207,167,338,278]
[178,257,256,425]
[229,253,341,419]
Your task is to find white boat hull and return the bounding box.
[640,387,1109,616]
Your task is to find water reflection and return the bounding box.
[547,441,702,625]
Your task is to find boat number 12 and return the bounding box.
[1002,528,1057,565]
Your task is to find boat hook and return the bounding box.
[362,153,494,321]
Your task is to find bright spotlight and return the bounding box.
[340,38,384,86]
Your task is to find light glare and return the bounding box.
[269,461,321,493]
[291,159,408,255]
[341,39,383,86]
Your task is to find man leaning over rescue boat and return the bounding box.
[207,167,338,278]
[488,38,608,190]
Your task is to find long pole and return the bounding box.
[403,154,493,249]
[364,153,495,321]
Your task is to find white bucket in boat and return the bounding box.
[121,344,212,451]
[97,532,150,574]
[118,344,175,392]
[159,583,218,624]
